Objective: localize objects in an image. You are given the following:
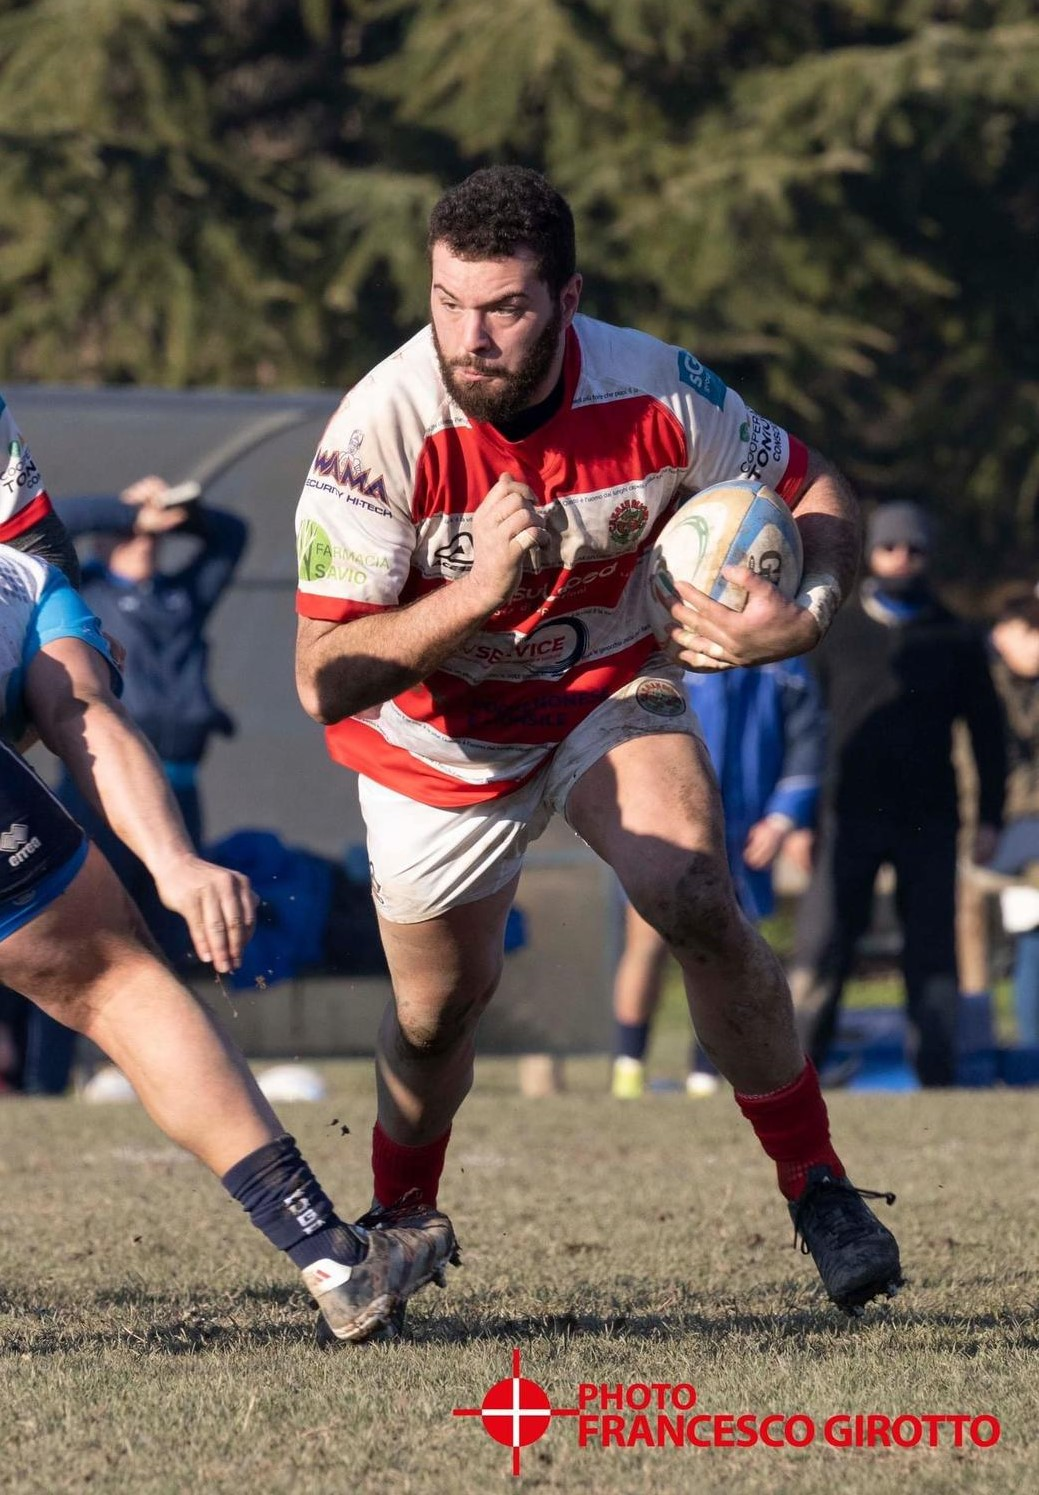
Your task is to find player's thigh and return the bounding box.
[0,843,153,1005]
[567,730,728,908]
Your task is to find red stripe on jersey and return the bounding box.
[325,720,543,807]
[295,592,388,623]
[0,490,52,542]
[776,436,808,506]
[399,545,645,628]
[413,400,688,522]
[391,636,658,748]
[323,635,659,805]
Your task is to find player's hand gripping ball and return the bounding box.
[646,479,803,640]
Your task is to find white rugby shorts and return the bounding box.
[358,667,700,923]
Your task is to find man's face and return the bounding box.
[869,540,929,583]
[993,619,1039,679]
[430,243,580,423]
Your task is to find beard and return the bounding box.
[434,304,564,424]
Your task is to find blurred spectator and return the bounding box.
[54,478,247,947]
[1,478,247,1094]
[790,502,1005,1087]
[986,593,1039,1046]
[611,658,824,1099]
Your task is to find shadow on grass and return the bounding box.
[2,1285,1036,1357]
[404,1301,1039,1351]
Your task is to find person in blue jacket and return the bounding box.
[612,658,825,1097]
[53,476,247,959]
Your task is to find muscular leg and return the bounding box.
[374,876,519,1146]
[569,733,802,1095]
[0,845,280,1176]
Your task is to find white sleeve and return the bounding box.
[0,395,51,536]
[670,350,807,503]
[294,394,417,622]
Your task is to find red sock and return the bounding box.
[734,1060,845,1201]
[371,1122,451,1209]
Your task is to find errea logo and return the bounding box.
[1,823,42,867]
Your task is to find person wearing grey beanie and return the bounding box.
[790,501,1006,1086]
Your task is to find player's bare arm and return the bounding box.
[296,473,549,723]
[667,448,862,672]
[25,636,256,972]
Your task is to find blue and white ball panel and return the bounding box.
[647,480,803,634]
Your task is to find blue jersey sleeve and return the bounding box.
[24,568,123,691]
[2,567,123,745]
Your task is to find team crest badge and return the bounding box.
[635,679,686,717]
[608,498,650,547]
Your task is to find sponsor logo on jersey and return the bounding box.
[608,497,650,547]
[297,518,390,584]
[635,679,686,717]
[510,557,631,610]
[1,439,42,497]
[464,618,588,678]
[0,822,42,867]
[311,446,389,509]
[298,518,333,581]
[677,352,727,411]
[433,532,475,575]
[739,411,784,480]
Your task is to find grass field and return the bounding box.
[1,984,1037,1495]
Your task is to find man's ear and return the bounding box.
[561,273,582,326]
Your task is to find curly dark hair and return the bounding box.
[427,166,576,295]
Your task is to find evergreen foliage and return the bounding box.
[0,0,1036,570]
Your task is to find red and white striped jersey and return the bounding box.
[0,396,54,544]
[295,315,807,807]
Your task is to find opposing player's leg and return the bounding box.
[0,782,455,1344]
[567,728,901,1313]
[0,843,282,1169]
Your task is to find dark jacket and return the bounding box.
[991,656,1039,824]
[56,497,247,764]
[809,579,1005,828]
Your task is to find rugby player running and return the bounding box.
[294,166,903,1336]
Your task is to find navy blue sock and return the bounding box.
[614,1020,650,1062]
[222,1135,366,1270]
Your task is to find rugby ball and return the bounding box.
[647,479,802,638]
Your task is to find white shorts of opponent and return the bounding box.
[358,668,701,924]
